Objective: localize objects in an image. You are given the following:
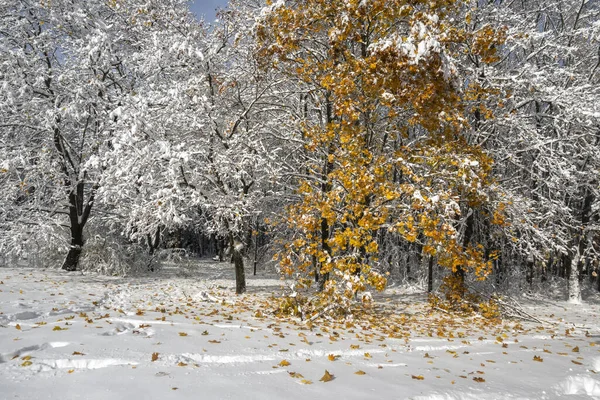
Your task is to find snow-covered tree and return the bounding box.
[462,0,600,302]
[0,0,144,270]
[98,0,291,292]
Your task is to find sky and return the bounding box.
[189,0,229,21]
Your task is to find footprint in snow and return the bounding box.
[101,322,135,336]
[0,342,70,363]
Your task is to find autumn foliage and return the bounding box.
[257,0,506,317]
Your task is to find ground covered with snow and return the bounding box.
[2,261,600,399]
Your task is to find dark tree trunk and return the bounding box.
[253,219,259,276]
[61,182,95,271]
[218,237,225,262]
[454,210,474,292]
[318,217,331,292]
[494,254,503,286]
[147,226,161,256]
[560,253,570,278]
[318,94,334,292]
[526,255,534,288]
[427,256,434,293]
[146,227,161,272]
[62,234,83,271]
[229,234,246,295]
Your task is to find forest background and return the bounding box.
[0,0,599,318]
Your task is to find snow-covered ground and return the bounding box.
[2,261,600,399]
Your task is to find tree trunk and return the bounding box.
[526,255,534,289]
[318,217,331,292]
[230,235,246,295]
[568,247,582,304]
[62,234,83,271]
[568,188,593,303]
[427,256,434,293]
[253,219,259,276]
[454,209,474,295]
[494,253,504,286]
[218,237,225,262]
[317,94,334,292]
[147,226,161,256]
[61,184,94,271]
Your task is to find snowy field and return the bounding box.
[2,261,600,400]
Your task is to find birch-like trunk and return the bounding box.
[568,248,581,304]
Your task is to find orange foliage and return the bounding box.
[258,0,506,316]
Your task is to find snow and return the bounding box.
[3,263,600,399]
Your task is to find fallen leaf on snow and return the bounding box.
[320,370,334,382]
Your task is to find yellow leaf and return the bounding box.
[21,355,32,361]
[15,324,21,330]
[354,370,366,375]
[289,371,304,378]
[72,351,85,356]
[208,340,221,344]
[21,361,32,367]
[179,332,188,337]
[279,360,291,367]
[572,360,583,365]
[412,375,424,380]
[300,379,313,385]
[327,354,339,361]
[178,362,188,367]
[53,326,67,331]
[68,369,74,374]
[364,352,371,359]
[473,377,485,383]
[151,352,159,362]
[572,346,580,353]
[320,370,334,382]
[533,355,543,362]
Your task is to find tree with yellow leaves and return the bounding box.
[256,0,506,317]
